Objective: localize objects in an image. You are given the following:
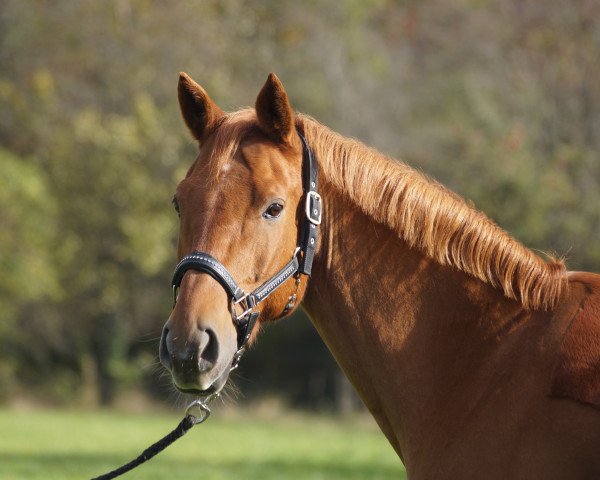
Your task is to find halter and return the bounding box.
[171,129,321,370]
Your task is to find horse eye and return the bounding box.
[172,195,180,216]
[263,202,284,219]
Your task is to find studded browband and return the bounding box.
[171,128,321,367]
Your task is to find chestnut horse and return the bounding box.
[160,72,600,479]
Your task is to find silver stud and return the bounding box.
[310,238,315,245]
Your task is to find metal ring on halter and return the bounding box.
[185,393,218,424]
[232,293,255,322]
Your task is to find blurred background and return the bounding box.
[1,0,600,477]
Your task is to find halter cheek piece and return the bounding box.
[171,129,321,370]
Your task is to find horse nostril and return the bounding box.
[198,328,219,372]
[159,326,172,370]
[159,323,220,376]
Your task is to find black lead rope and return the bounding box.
[92,397,214,479]
[91,414,197,480]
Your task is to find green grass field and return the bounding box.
[0,408,406,479]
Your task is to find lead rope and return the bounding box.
[91,396,216,480]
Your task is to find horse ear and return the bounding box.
[178,72,224,144]
[255,73,295,144]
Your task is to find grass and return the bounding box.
[0,407,406,479]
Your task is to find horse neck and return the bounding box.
[302,182,533,463]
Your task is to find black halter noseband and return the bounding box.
[171,129,321,369]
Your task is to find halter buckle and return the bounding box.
[305,191,322,225]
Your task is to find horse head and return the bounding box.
[159,72,314,396]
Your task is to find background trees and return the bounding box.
[1,0,599,408]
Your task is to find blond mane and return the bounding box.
[298,115,567,310]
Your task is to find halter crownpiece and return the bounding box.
[171,127,321,367]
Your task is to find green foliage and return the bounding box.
[0,149,59,313]
[0,149,60,399]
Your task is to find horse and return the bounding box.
[159,72,600,479]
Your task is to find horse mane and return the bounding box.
[297,114,567,311]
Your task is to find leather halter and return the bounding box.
[171,129,321,369]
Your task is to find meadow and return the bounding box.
[0,407,405,479]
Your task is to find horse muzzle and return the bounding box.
[159,321,233,394]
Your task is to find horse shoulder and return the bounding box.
[550,271,600,409]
